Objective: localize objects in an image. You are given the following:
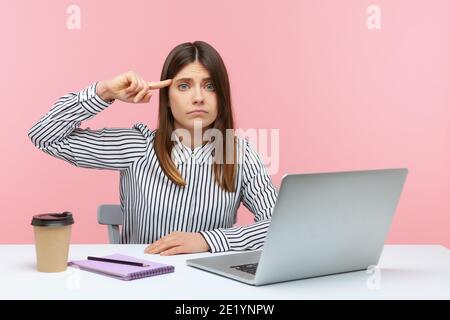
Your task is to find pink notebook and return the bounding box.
[68,254,175,281]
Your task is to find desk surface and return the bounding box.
[1,244,449,299]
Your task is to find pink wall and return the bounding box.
[1,0,449,246]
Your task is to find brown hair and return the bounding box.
[154,41,237,192]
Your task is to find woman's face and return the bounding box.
[168,61,218,132]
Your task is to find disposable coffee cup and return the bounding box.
[31,212,74,272]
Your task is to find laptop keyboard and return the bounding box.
[230,263,258,275]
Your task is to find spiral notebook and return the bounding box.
[68,254,175,281]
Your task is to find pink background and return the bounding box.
[1,0,449,246]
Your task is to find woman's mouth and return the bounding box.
[187,110,208,115]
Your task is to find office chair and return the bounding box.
[97,204,122,244]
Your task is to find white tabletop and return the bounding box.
[0,244,449,300]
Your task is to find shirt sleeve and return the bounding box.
[200,139,279,253]
[28,82,149,171]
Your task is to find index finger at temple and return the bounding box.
[147,79,173,89]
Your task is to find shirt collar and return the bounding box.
[171,133,215,165]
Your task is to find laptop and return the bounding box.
[186,168,408,286]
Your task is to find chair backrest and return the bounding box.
[97,204,122,244]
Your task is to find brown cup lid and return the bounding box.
[31,212,74,227]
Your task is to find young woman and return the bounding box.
[29,41,278,256]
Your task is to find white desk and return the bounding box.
[0,244,449,300]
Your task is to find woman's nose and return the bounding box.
[192,87,204,104]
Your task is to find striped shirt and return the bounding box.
[28,82,278,253]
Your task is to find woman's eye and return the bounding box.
[178,83,189,90]
[205,83,215,91]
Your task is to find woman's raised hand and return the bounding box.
[96,70,172,104]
